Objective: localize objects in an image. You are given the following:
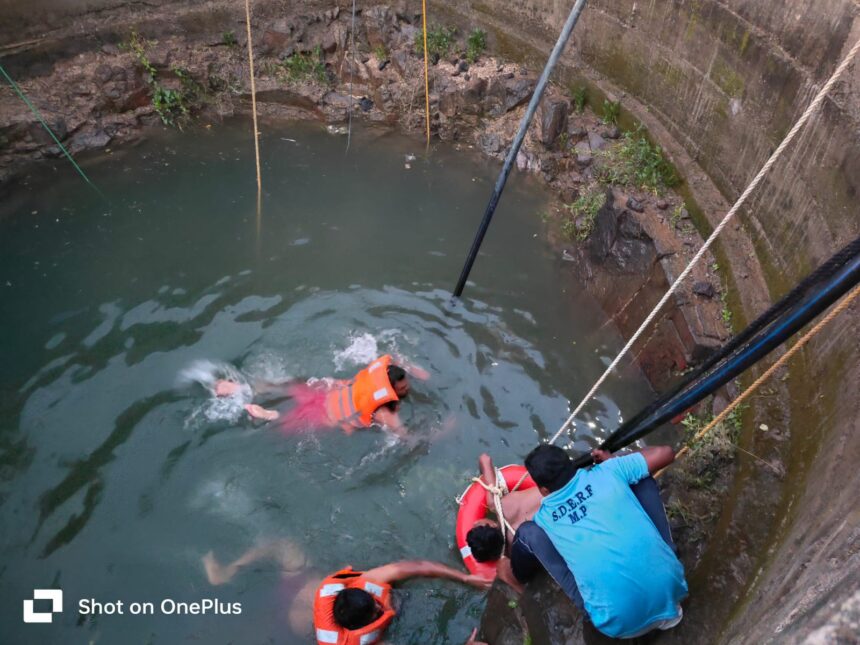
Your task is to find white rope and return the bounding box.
[548,36,860,446]
[469,468,515,539]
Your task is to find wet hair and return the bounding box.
[525,444,577,492]
[466,524,505,562]
[333,588,377,630]
[387,365,407,384]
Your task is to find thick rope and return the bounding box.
[421,0,431,147]
[244,0,262,195]
[656,283,860,478]
[548,36,860,446]
[468,468,515,539]
[1,63,104,198]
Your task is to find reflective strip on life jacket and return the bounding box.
[316,628,339,644]
[364,581,384,597]
[319,583,345,597]
[360,631,381,645]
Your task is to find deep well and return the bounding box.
[1,0,859,642]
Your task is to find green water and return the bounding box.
[0,122,652,644]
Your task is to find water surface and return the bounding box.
[0,122,652,643]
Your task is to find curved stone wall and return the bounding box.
[432,0,859,640]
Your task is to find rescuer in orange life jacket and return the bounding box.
[202,539,490,644]
[213,354,429,436]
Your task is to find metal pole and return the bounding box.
[570,237,860,469]
[452,0,589,297]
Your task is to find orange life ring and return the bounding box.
[455,464,536,578]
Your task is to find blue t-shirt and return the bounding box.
[534,454,688,638]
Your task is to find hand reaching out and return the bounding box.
[464,573,493,590]
[591,448,612,464]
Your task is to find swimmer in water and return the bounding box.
[213,354,429,437]
[202,539,490,643]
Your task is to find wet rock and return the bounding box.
[603,125,621,139]
[586,189,619,262]
[28,119,67,145]
[391,49,411,75]
[478,132,502,155]
[693,281,717,299]
[364,5,397,49]
[378,59,389,71]
[626,196,645,212]
[458,61,469,72]
[567,124,587,140]
[618,210,647,239]
[541,155,559,181]
[120,85,151,112]
[94,64,114,84]
[358,96,374,112]
[462,77,487,113]
[262,29,291,56]
[587,131,607,151]
[316,32,338,54]
[504,77,535,111]
[538,98,569,148]
[69,129,111,153]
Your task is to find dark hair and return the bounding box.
[387,365,407,384]
[466,524,505,562]
[333,588,377,630]
[525,444,576,492]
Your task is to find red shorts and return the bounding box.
[279,383,334,433]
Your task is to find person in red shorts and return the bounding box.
[214,354,429,436]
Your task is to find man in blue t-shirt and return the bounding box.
[509,444,688,639]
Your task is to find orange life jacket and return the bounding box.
[325,355,399,429]
[313,567,396,645]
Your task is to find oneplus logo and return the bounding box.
[23,589,63,623]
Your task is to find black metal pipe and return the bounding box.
[571,237,860,469]
[452,0,589,298]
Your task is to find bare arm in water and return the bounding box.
[363,560,491,590]
[202,539,307,586]
[393,355,431,381]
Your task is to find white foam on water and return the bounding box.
[180,360,253,426]
[332,330,403,372]
[333,332,379,371]
[243,351,293,385]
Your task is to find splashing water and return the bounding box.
[179,360,253,426]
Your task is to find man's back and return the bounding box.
[533,454,687,638]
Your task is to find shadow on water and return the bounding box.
[34,390,182,557]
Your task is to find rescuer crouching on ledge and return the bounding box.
[509,444,688,639]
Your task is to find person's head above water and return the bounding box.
[466,520,505,562]
[525,444,578,494]
[333,588,379,630]
[387,364,410,398]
